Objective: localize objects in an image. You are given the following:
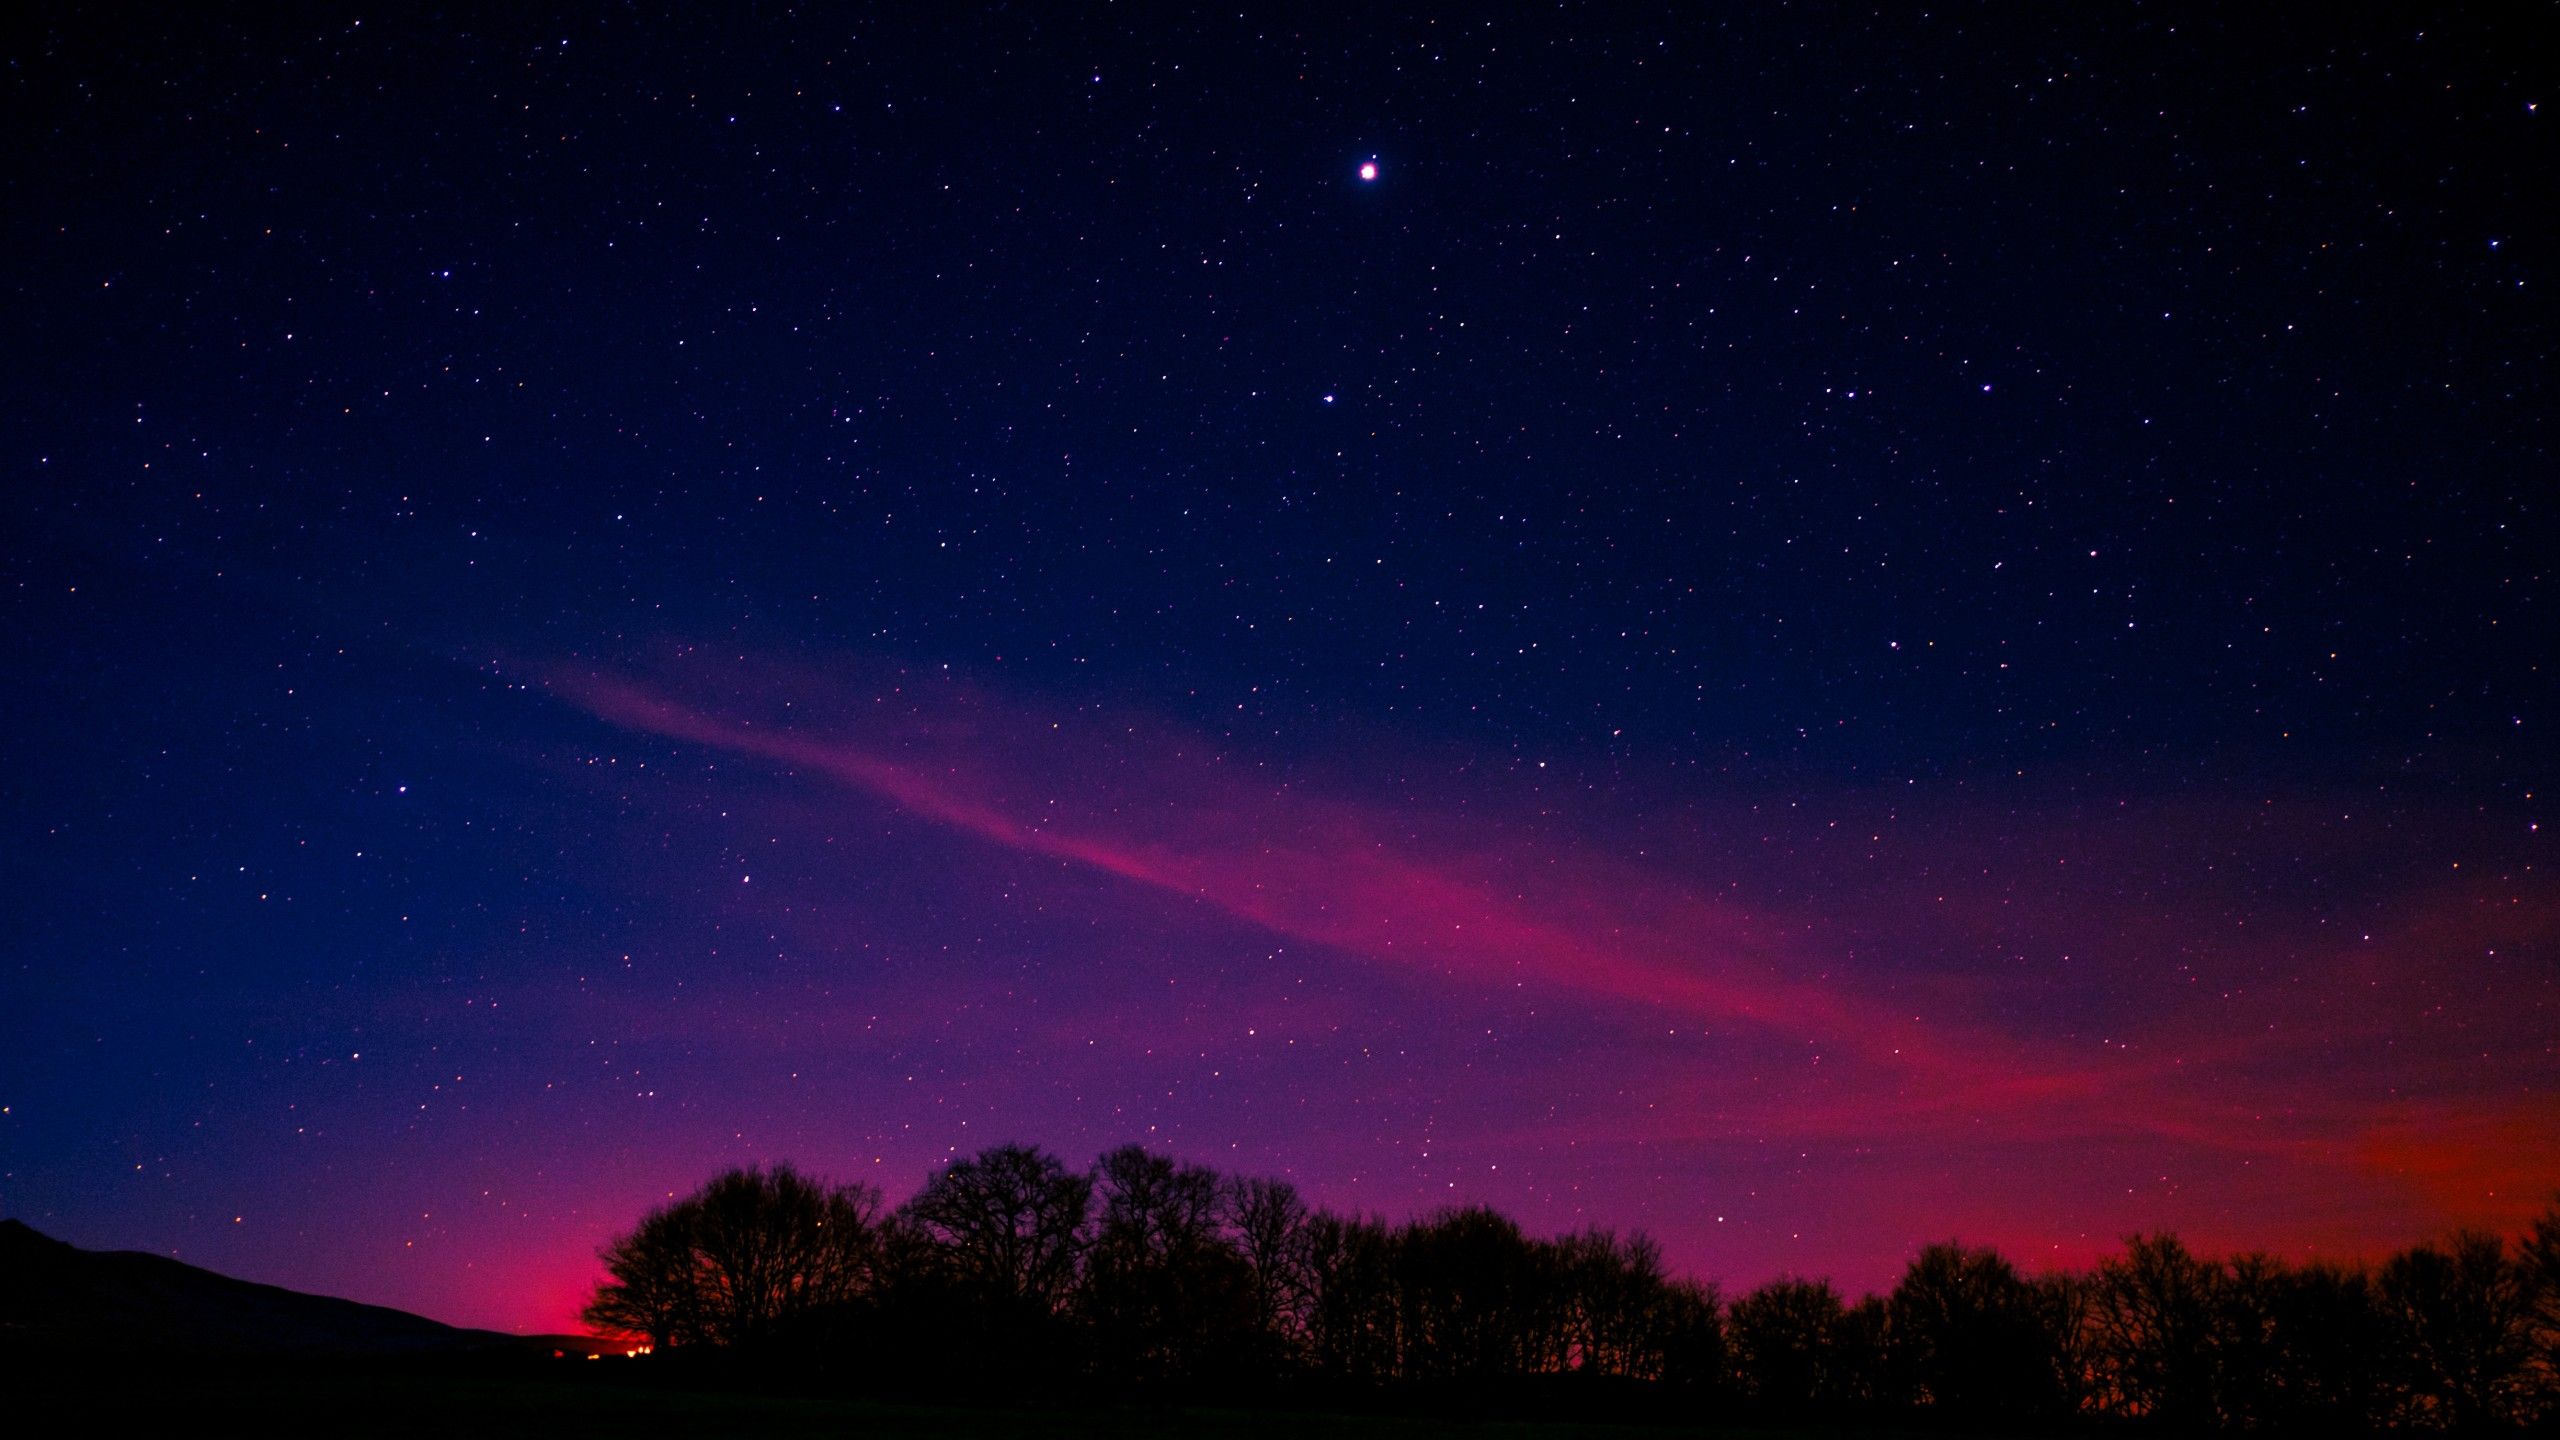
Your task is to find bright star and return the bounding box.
[1358,161,1378,182]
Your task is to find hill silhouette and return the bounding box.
[0,1218,575,1357]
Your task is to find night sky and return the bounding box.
[5,5,2553,1335]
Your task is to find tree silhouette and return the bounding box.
[1394,1205,1551,1382]
[2092,1232,2218,1426]
[1302,1209,1400,1382]
[582,1198,702,1350]
[576,1149,2560,1431]
[1227,1175,1315,1359]
[2202,1252,2288,1430]
[2262,1259,2390,1432]
[854,1143,1098,1390]
[581,1163,878,1349]
[1079,1144,1257,1387]
[1885,1241,2057,1421]
[1652,1277,1728,1396]
[2522,1200,2560,1413]
[898,1142,1091,1313]
[1727,1275,1847,1413]
[2380,1230,2536,1431]
[2030,1269,2100,1417]
[1554,1227,1669,1378]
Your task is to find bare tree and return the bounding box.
[1303,1210,1400,1382]
[1227,1175,1314,1349]
[583,1199,701,1350]
[2030,1269,2100,1417]
[1555,1227,1671,1378]
[1654,1277,1727,1396]
[1394,1205,1551,1382]
[1885,1241,2055,1420]
[1728,1276,1847,1412]
[899,1142,1091,1312]
[579,1144,2560,1431]
[2524,1199,2560,1412]
[1091,1144,1225,1256]
[582,1163,879,1349]
[2380,1230,2537,1431]
[1080,1145,1256,1386]
[2264,1259,2389,1432]
[2091,1232,2217,1426]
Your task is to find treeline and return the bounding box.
[585,1142,2560,1431]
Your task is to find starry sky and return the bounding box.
[4,5,2553,1335]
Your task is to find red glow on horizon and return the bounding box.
[307,650,2559,1334]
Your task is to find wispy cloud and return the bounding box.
[540,654,2557,1254]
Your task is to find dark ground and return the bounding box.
[0,1357,2047,1439]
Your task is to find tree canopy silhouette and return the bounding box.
[1885,1241,2054,1420]
[898,1141,1091,1313]
[581,1148,2560,1431]
[581,1163,877,1350]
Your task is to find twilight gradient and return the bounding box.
[4,5,2553,1335]
[6,639,2553,1333]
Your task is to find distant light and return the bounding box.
[1358,161,1378,182]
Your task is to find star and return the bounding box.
[1358,161,1378,182]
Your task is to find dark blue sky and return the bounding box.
[5,4,2551,1331]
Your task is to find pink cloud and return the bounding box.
[545,663,2066,1086]
[530,653,2556,1293]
